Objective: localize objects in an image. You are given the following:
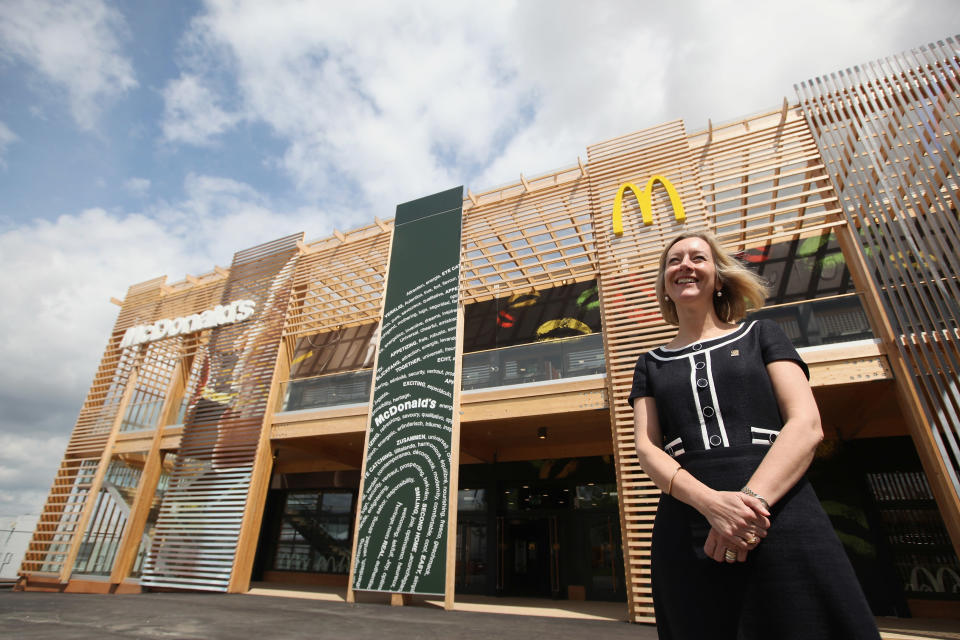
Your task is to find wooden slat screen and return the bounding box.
[586,120,707,623]
[119,340,183,432]
[285,224,392,338]
[21,276,165,575]
[796,37,960,541]
[70,456,145,575]
[21,268,230,577]
[460,177,597,303]
[694,115,845,246]
[140,234,302,591]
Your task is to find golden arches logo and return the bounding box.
[611,175,686,236]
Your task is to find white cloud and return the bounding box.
[123,176,151,196]
[0,208,184,516]
[0,121,17,167]
[163,1,524,211]
[161,74,242,145]
[0,175,336,516]
[0,0,136,129]
[159,0,959,212]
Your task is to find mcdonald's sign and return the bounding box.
[611,175,686,236]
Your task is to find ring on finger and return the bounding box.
[746,534,760,545]
[724,548,737,563]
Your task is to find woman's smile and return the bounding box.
[664,237,718,303]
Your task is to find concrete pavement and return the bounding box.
[2,590,958,639]
[0,591,654,640]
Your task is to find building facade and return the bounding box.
[20,38,960,622]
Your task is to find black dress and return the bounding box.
[629,319,879,639]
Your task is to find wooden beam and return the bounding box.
[444,297,465,610]
[281,439,362,468]
[227,337,289,593]
[461,386,606,422]
[109,358,187,584]
[807,356,891,386]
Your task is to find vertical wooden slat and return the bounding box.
[587,120,706,624]
[443,291,466,610]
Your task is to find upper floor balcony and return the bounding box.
[281,333,605,413]
[278,293,875,414]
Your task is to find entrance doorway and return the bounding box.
[455,456,626,602]
[498,516,556,597]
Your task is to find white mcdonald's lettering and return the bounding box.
[611,175,686,236]
[119,299,256,349]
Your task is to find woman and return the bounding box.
[630,231,879,639]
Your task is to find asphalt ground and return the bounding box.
[0,591,656,640]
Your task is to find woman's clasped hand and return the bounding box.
[701,490,769,563]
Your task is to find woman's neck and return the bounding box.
[670,307,737,348]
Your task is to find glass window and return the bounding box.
[455,521,488,590]
[503,485,572,511]
[290,324,379,379]
[463,281,601,352]
[72,455,146,576]
[574,483,619,510]
[271,490,355,574]
[458,489,487,512]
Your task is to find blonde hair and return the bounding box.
[654,231,768,325]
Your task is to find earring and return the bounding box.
[715,290,723,298]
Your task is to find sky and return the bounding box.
[0,0,957,517]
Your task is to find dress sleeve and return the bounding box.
[627,352,651,407]
[758,319,810,379]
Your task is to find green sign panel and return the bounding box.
[352,186,464,595]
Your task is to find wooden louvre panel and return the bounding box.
[693,112,846,248]
[285,224,392,338]
[20,265,230,578]
[796,37,960,550]
[19,275,168,576]
[586,119,707,623]
[140,234,301,591]
[460,175,598,304]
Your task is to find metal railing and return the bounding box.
[461,333,605,390]
[283,369,374,412]
[748,294,874,348]
[281,333,606,412]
